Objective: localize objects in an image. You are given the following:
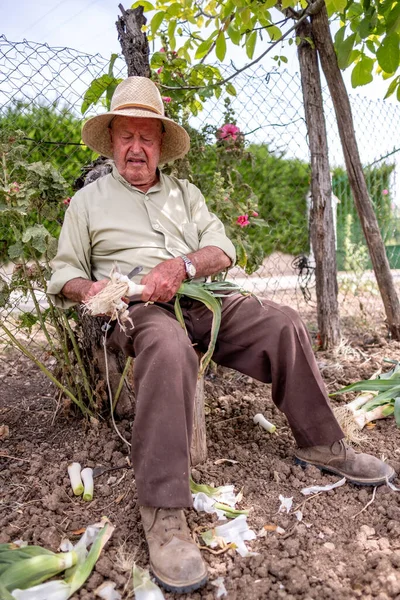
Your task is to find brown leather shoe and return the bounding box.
[294,440,395,485]
[140,506,208,594]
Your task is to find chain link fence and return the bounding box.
[1,33,400,359]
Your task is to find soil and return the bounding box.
[2,326,400,600]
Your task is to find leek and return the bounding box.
[67,463,84,496]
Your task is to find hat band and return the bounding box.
[114,103,163,115]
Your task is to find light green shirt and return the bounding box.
[47,166,236,307]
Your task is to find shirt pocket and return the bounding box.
[183,222,200,252]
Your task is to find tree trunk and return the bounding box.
[297,18,340,349]
[116,4,150,78]
[311,2,400,339]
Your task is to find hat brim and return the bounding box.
[81,107,190,164]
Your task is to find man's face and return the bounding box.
[110,116,163,189]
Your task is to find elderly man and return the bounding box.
[48,76,394,594]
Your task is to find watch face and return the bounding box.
[187,263,196,277]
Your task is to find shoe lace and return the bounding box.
[161,512,182,534]
[155,509,191,546]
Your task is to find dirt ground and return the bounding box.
[2,324,400,600]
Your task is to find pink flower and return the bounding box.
[382,189,389,195]
[252,211,259,217]
[10,182,20,193]
[162,96,172,103]
[63,197,71,206]
[157,67,163,74]
[160,47,166,53]
[236,214,249,228]
[216,123,241,142]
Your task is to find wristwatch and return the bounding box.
[181,255,196,280]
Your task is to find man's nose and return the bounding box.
[129,136,143,154]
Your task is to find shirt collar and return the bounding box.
[112,163,163,194]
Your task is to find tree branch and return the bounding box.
[160,10,309,91]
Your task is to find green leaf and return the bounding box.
[384,76,399,98]
[227,24,241,45]
[222,0,235,18]
[267,25,281,41]
[81,74,116,114]
[393,398,400,425]
[151,11,165,35]
[336,33,356,69]
[107,53,118,78]
[195,38,214,60]
[22,224,50,254]
[168,20,177,50]
[226,82,237,96]
[347,2,363,17]
[335,25,346,46]
[245,31,257,59]
[131,0,154,8]
[351,55,374,86]
[331,0,347,12]
[240,7,251,24]
[358,16,372,38]
[215,32,227,61]
[8,242,23,260]
[281,0,295,8]
[386,2,400,35]
[376,32,399,73]
[166,2,182,17]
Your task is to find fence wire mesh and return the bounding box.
[2,33,400,371]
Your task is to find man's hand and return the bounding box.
[140,258,186,303]
[61,278,109,304]
[83,279,109,302]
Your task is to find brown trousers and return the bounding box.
[107,294,344,507]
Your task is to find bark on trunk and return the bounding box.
[297,18,340,349]
[116,4,150,78]
[311,3,400,339]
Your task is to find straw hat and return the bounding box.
[81,76,190,164]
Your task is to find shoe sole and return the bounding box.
[294,457,395,486]
[151,567,208,594]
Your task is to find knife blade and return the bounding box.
[127,265,143,280]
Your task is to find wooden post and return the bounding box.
[311,2,400,339]
[190,373,207,466]
[297,17,340,348]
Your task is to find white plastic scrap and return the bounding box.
[301,477,346,496]
[278,495,293,513]
[210,577,228,598]
[201,514,257,557]
[132,564,165,600]
[192,482,245,519]
[94,581,122,600]
[193,492,227,519]
[211,484,238,507]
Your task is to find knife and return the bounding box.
[127,265,143,279]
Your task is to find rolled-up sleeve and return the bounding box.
[188,183,236,265]
[47,198,92,308]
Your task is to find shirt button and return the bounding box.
[144,196,149,200]
[153,223,160,230]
